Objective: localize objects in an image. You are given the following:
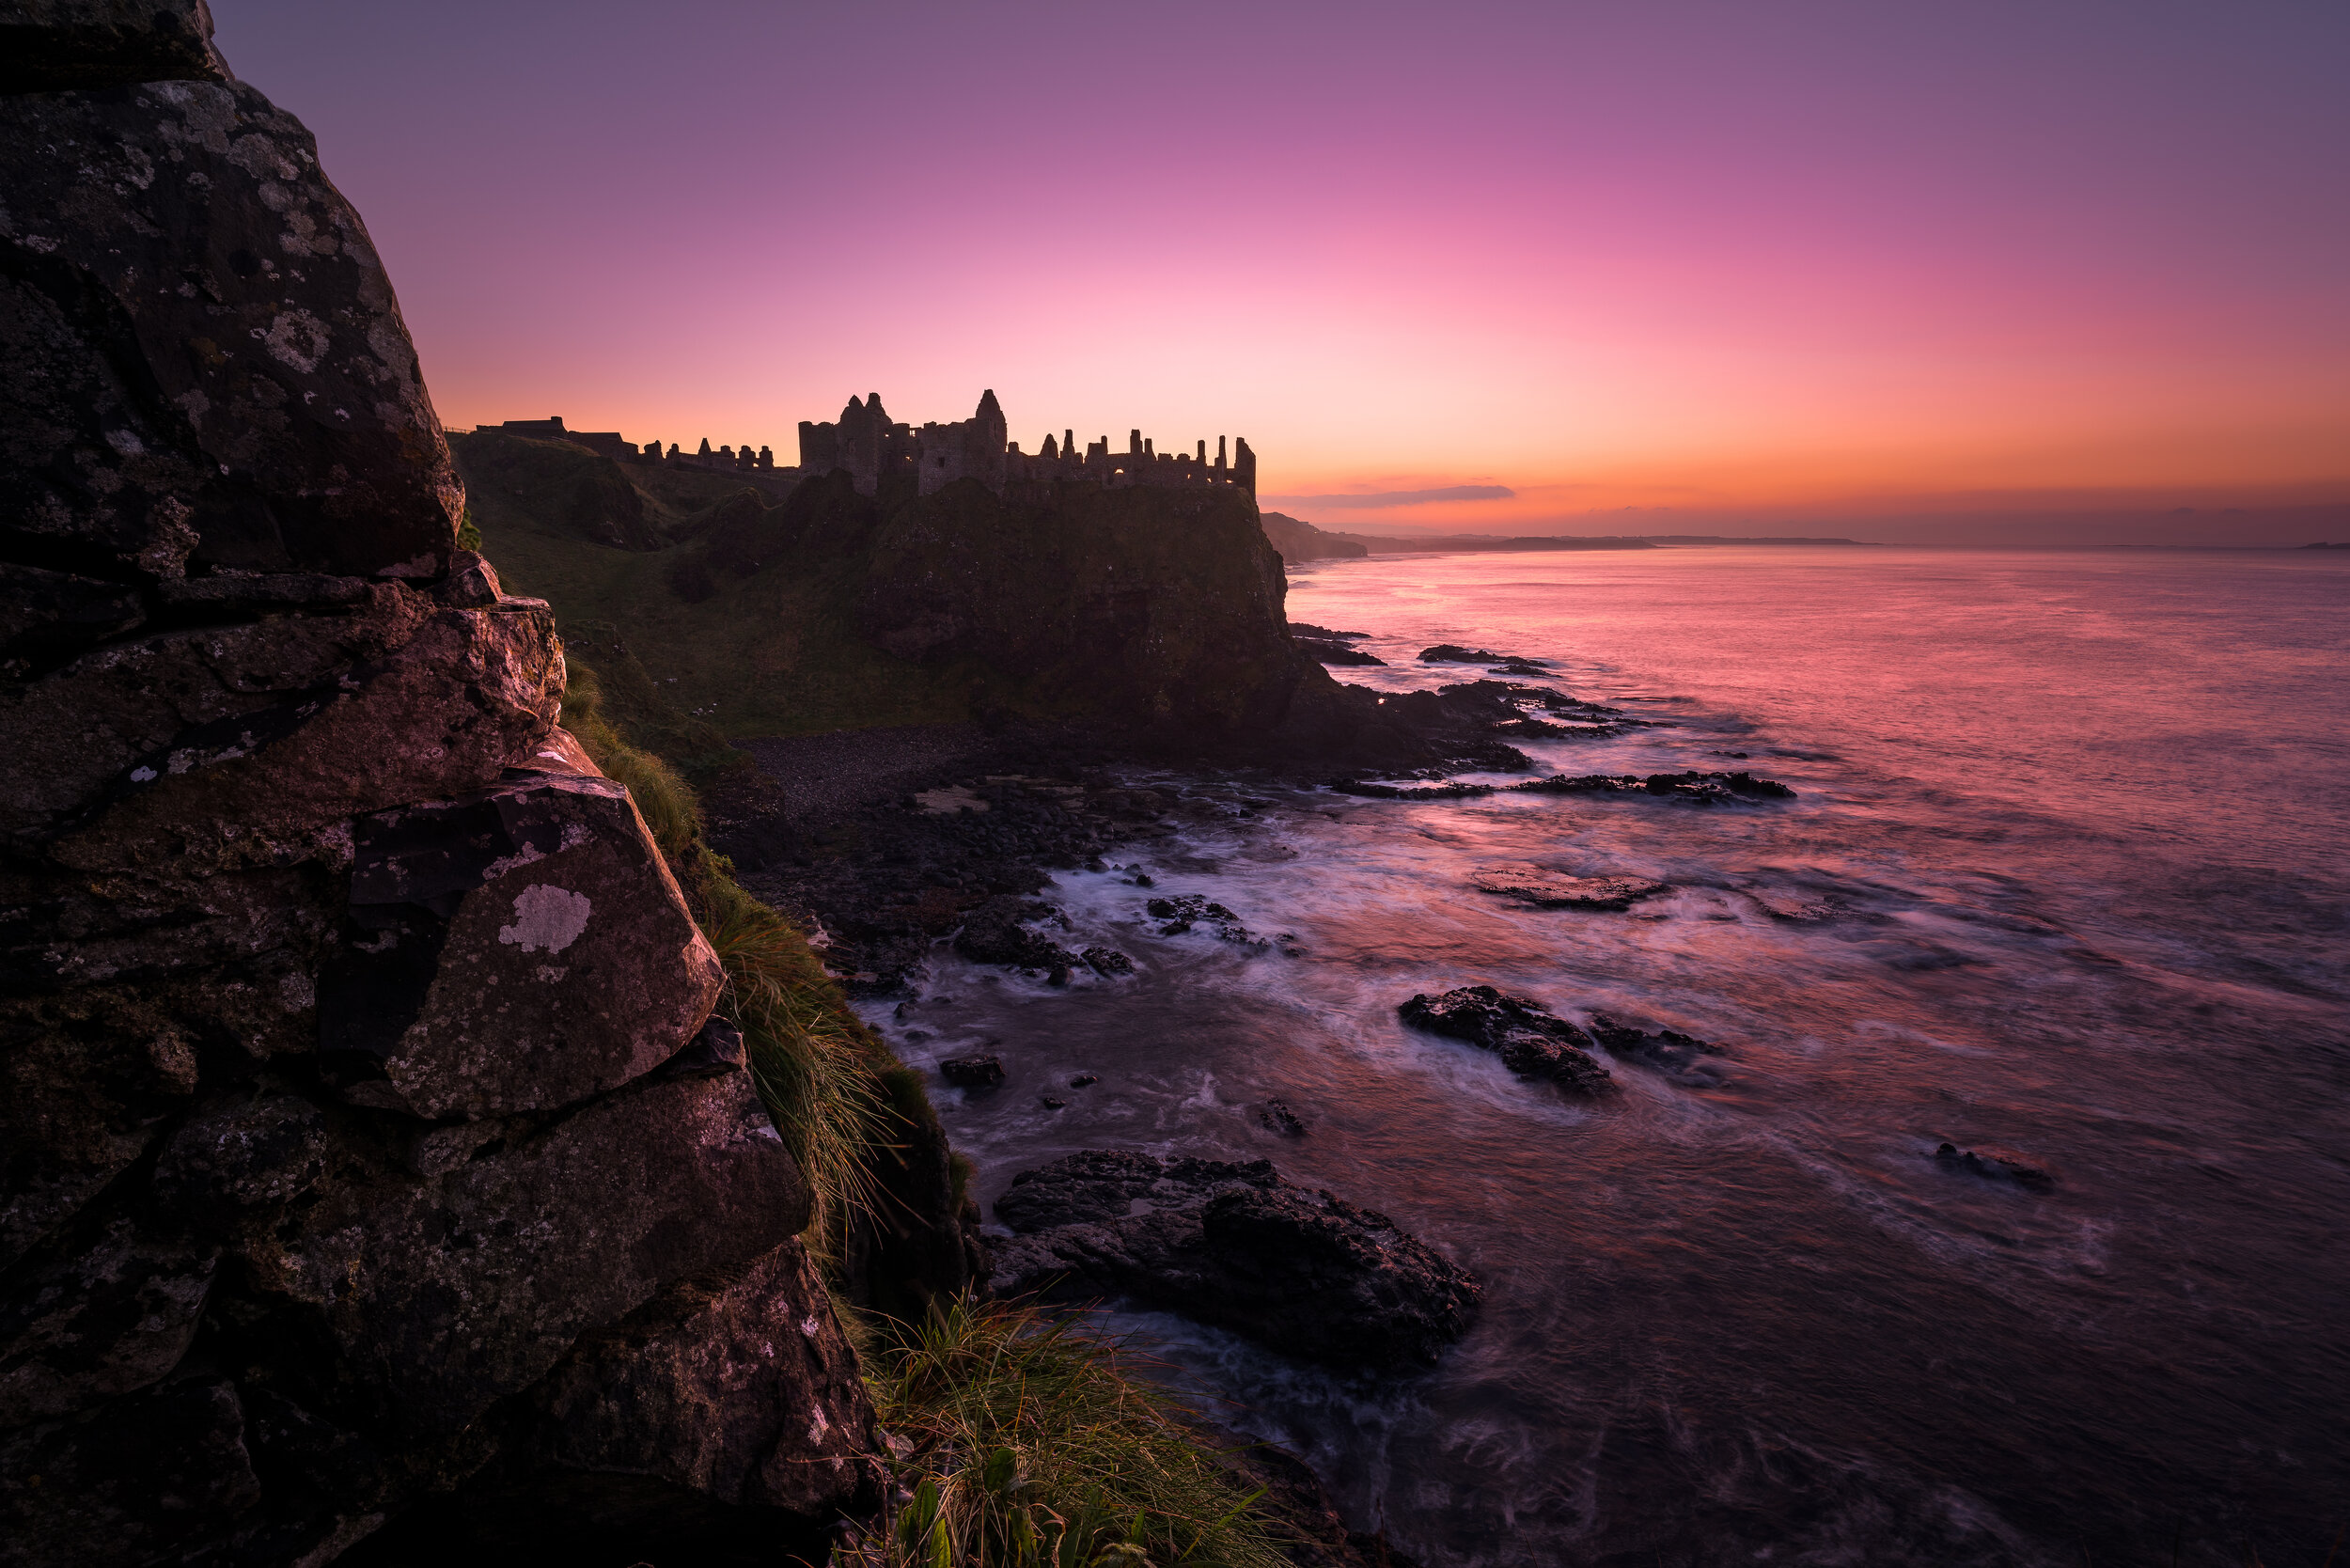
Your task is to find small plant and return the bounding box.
[842,1295,1288,1568]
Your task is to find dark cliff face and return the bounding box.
[451,437,1346,745]
[0,11,880,1566]
[838,473,1320,735]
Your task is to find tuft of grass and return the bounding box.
[844,1295,1290,1568]
[563,657,895,1255]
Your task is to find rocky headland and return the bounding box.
[0,11,927,1563]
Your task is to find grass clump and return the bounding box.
[558,657,1294,1566]
[562,657,894,1256]
[845,1296,1290,1568]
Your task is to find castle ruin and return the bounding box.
[798,391,1257,499]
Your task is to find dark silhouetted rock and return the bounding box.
[1145,893,1261,943]
[953,894,1076,971]
[1935,1142,2055,1192]
[0,1379,259,1566]
[989,1151,1478,1369]
[939,1054,1006,1089]
[1260,1100,1308,1137]
[1399,985,1617,1096]
[1297,637,1386,666]
[1069,1073,1099,1088]
[1080,945,1134,976]
[1469,864,1667,910]
[1419,645,1502,662]
[1584,1014,1730,1083]
[1511,768,1794,804]
[0,0,229,94]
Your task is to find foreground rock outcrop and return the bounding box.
[988,1151,1480,1369]
[1,14,879,1563]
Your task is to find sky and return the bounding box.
[212,1,2350,544]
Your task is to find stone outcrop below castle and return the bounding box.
[800,390,1258,500]
[0,10,879,1564]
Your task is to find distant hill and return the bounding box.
[1258,510,1367,561]
[1329,532,1658,554]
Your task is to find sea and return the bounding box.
[862,546,2350,1566]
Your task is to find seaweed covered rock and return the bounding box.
[1399,985,1617,1095]
[989,1151,1480,1369]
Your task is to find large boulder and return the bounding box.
[0,79,462,585]
[0,15,888,1562]
[989,1151,1480,1369]
[234,1070,807,1443]
[318,768,723,1121]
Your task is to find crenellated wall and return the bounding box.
[800,389,1258,499]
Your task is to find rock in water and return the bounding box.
[1935,1142,2056,1192]
[1469,863,1668,910]
[1583,1014,1731,1084]
[939,1055,1007,1089]
[988,1152,1478,1369]
[1398,985,1617,1096]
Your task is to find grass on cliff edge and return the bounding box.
[562,659,892,1254]
[561,662,1292,1567]
[844,1296,1291,1568]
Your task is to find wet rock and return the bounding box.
[1329,778,1497,801]
[989,1151,1478,1369]
[939,1054,1006,1089]
[0,1217,215,1426]
[0,1379,260,1567]
[1418,645,1502,663]
[1145,894,1261,943]
[1260,1100,1308,1137]
[1469,864,1667,910]
[1935,1142,2055,1192]
[953,894,1076,971]
[1584,1014,1730,1082]
[1287,623,1371,640]
[1511,769,1794,804]
[1042,1096,1069,1110]
[1399,985,1617,1096]
[1297,637,1386,666]
[237,1070,808,1443]
[317,771,723,1120]
[1069,1074,1099,1088]
[0,81,462,581]
[1080,945,1134,976]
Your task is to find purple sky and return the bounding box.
[211,1,2350,543]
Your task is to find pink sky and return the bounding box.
[215,1,2350,542]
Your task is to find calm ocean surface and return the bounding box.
[870,547,2350,1566]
